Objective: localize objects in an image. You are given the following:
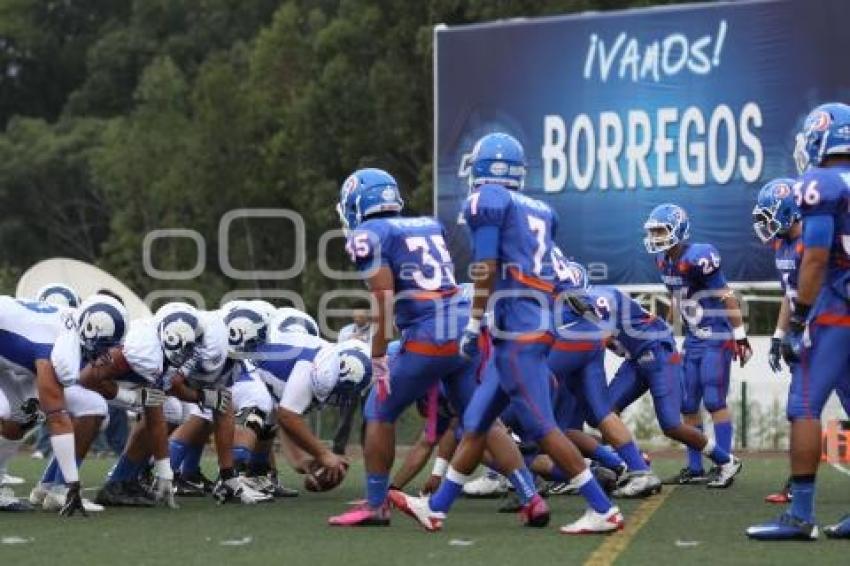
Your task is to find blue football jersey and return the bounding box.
[585,286,675,357]
[655,243,730,345]
[463,183,558,334]
[794,166,850,309]
[773,236,802,306]
[347,216,463,343]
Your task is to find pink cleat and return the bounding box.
[387,490,445,532]
[328,501,390,527]
[518,494,550,528]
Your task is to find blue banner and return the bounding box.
[435,0,850,285]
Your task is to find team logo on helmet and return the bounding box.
[808,110,831,132]
[773,183,791,198]
[489,161,509,176]
[342,174,358,197]
[381,187,396,201]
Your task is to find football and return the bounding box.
[303,460,348,492]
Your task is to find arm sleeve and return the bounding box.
[802,214,834,249]
[279,360,315,414]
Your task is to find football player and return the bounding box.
[747,103,850,540]
[547,254,662,498]
[391,134,621,534]
[558,261,741,490]
[749,177,803,504]
[1,294,128,515]
[330,167,545,528]
[644,203,752,485]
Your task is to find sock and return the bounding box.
[169,439,188,473]
[592,445,625,471]
[232,446,252,473]
[366,473,389,508]
[49,433,78,484]
[41,458,60,485]
[575,468,612,514]
[249,450,270,476]
[790,475,816,522]
[687,425,705,473]
[701,438,731,465]
[109,454,142,483]
[617,441,649,472]
[55,456,84,485]
[429,466,471,513]
[714,420,733,455]
[507,468,536,505]
[181,443,203,476]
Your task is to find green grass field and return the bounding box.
[1,453,848,566]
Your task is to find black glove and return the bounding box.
[59,482,88,518]
[19,398,41,432]
[781,316,807,365]
[768,337,783,372]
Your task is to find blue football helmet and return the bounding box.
[644,204,690,254]
[794,102,850,174]
[752,177,800,243]
[76,294,129,361]
[37,283,80,309]
[336,168,403,232]
[466,132,526,190]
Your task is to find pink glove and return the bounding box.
[372,356,390,402]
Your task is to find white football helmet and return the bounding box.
[76,294,129,360]
[222,301,270,355]
[154,302,203,367]
[37,283,81,309]
[327,340,371,406]
[271,307,319,337]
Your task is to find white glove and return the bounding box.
[200,388,232,412]
[152,458,178,509]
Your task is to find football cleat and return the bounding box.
[387,490,445,532]
[706,457,742,489]
[45,485,104,512]
[213,477,273,504]
[559,506,624,535]
[29,483,50,506]
[497,492,523,513]
[662,467,709,485]
[612,471,662,498]
[462,472,508,498]
[746,512,818,541]
[0,472,25,486]
[94,481,154,507]
[518,494,550,528]
[181,470,216,493]
[546,481,574,496]
[824,515,850,539]
[328,501,391,527]
[174,475,207,497]
[0,487,33,512]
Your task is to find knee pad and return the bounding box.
[163,397,186,426]
[65,385,108,418]
[235,406,276,439]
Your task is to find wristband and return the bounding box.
[733,326,747,341]
[794,302,812,320]
[773,329,786,340]
[154,458,174,481]
[465,317,481,335]
[431,457,449,477]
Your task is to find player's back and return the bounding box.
[589,286,674,356]
[0,296,63,375]
[353,215,462,343]
[464,183,557,334]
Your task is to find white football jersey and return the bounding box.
[163,310,231,390]
[0,296,81,387]
[120,319,165,385]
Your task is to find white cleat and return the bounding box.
[462,473,508,498]
[388,490,446,532]
[29,483,51,506]
[612,471,662,499]
[559,506,624,535]
[707,456,742,489]
[42,485,105,513]
[0,472,25,486]
[235,478,273,504]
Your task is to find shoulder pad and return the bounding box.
[795,168,850,216]
[50,329,82,387]
[121,320,163,383]
[463,184,511,229]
